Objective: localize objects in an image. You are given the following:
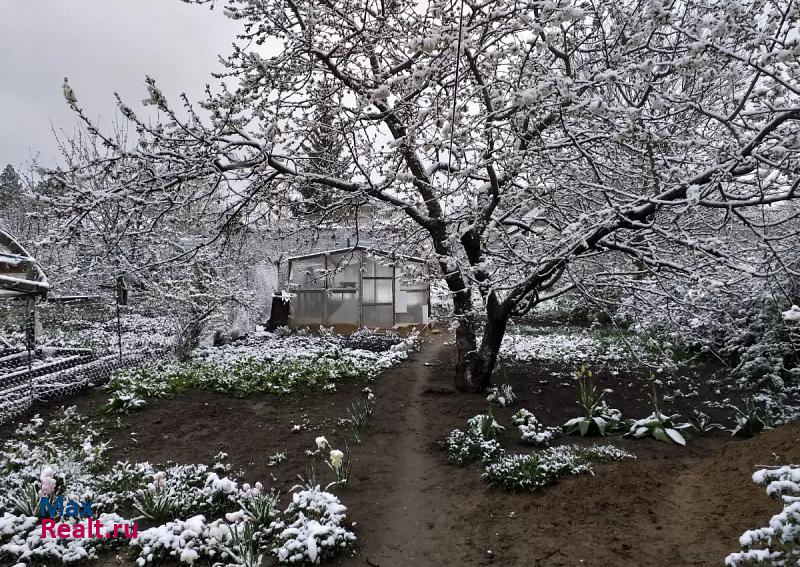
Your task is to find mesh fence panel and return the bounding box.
[0,295,162,425]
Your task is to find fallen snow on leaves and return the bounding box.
[497,326,649,365]
[726,465,800,566]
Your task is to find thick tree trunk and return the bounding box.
[453,292,510,393]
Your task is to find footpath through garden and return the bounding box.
[336,334,800,567]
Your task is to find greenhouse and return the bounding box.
[287,247,430,328]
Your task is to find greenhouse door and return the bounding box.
[361,255,394,328]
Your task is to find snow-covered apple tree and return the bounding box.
[48,0,800,391]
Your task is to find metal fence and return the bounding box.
[0,348,148,424]
[0,296,159,426]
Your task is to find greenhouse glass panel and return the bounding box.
[362,254,393,277]
[293,290,325,326]
[327,291,359,325]
[363,304,393,328]
[328,252,360,290]
[290,258,326,289]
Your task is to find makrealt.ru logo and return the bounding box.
[39,496,138,540]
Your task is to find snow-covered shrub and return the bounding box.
[224,518,264,567]
[483,445,634,491]
[498,325,652,365]
[511,409,536,426]
[731,400,774,438]
[486,384,516,407]
[271,488,356,564]
[512,408,560,446]
[618,276,800,416]
[520,424,560,447]
[441,411,509,465]
[726,466,800,566]
[441,429,505,466]
[131,515,232,566]
[519,424,559,447]
[131,462,241,523]
[239,484,279,529]
[563,370,623,437]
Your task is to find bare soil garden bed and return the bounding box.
[2,334,795,567]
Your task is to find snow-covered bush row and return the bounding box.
[194,329,417,369]
[132,515,233,566]
[6,311,175,356]
[443,412,634,491]
[726,466,800,567]
[105,330,414,412]
[482,445,634,491]
[0,410,355,566]
[497,325,654,366]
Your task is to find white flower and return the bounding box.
[329,449,344,471]
[254,482,263,494]
[153,471,166,490]
[242,483,251,492]
[315,436,329,450]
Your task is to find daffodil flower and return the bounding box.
[329,449,344,471]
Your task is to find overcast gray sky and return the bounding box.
[0,0,242,169]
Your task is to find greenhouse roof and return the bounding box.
[287,246,426,264]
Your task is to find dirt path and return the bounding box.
[336,334,476,566]
[335,334,800,567]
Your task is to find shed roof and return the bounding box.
[0,229,50,299]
